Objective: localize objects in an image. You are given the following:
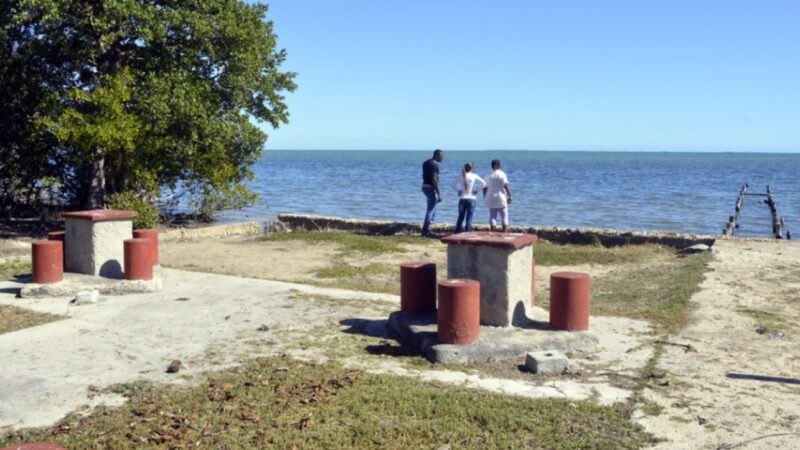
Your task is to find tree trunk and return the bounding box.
[84,152,105,209]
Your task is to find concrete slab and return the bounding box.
[0,268,398,430]
[18,268,164,298]
[388,311,598,364]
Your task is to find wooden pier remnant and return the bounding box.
[723,184,747,236]
[725,183,791,239]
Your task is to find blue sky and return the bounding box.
[257,1,799,152]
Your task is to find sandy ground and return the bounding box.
[639,239,800,449]
[160,236,343,284]
[159,235,448,287]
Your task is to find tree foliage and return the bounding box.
[0,0,295,218]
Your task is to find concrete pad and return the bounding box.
[0,268,398,430]
[18,268,163,298]
[388,311,598,364]
[525,350,568,374]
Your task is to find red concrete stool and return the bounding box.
[47,231,66,267]
[437,279,480,345]
[133,229,159,266]
[0,444,66,450]
[549,271,591,331]
[47,231,65,242]
[531,256,537,305]
[124,238,153,280]
[31,240,63,284]
[400,261,437,315]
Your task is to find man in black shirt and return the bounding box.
[421,149,444,237]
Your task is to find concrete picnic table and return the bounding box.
[441,232,538,327]
[62,209,138,278]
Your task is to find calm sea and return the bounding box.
[217,150,800,237]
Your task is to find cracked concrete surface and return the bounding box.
[1,267,652,432]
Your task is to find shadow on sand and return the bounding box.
[726,372,800,385]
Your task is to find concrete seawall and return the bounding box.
[275,213,718,249]
[160,221,263,242]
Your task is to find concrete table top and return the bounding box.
[440,231,538,249]
[62,209,139,221]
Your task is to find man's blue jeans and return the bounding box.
[421,185,438,236]
[455,198,477,233]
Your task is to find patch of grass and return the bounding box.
[313,261,400,294]
[1,356,655,449]
[541,253,712,332]
[614,340,668,422]
[737,307,792,333]
[641,402,664,416]
[0,305,63,335]
[0,260,31,281]
[259,231,423,254]
[288,291,395,315]
[534,242,670,266]
[315,262,395,279]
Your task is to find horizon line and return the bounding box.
[263,148,800,154]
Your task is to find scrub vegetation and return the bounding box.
[1,0,295,219]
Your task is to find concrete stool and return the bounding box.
[437,279,480,345]
[47,231,65,242]
[549,271,591,331]
[47,231,66,267]
[133,229,159,266]
[0,444,66,450]
[124,238,153,280]
[400,261,437,315]
[31,240,63,284]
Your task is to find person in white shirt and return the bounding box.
[483,159,512,232]
[451,162,486,233]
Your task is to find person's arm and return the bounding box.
[474,176,486,195]
[433,171,442,202]
[504,183,512,204]
[451,176,463,197]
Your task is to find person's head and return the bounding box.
[491,159,501,170]
[433,149,444,162]
[463,162,473,173]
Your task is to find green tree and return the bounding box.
[1,0,295,218]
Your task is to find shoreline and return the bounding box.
[4,213,794,252]
[275,213,718,248]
